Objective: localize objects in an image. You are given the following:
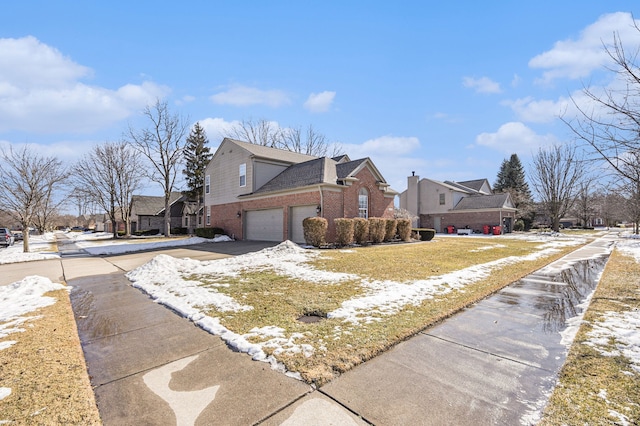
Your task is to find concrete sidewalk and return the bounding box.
[65,236,614,425]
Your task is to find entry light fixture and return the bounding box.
[316,205,322,214]
[237,211,242,218]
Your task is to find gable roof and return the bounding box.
[252,157,335,194]
[453,193,515,210]
[223,138,317,164]
[131,192,184,216]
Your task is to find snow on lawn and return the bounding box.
[581,237,640,376]
[76,234,232,255]
[0,233,59,264]
[126,234,586,376]
[0,276,67,401]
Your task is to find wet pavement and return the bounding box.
[321,235,615,425]
[1,235,618,424]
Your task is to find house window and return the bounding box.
[239,163,246,187]
[439,193,445,205]
[205,175,210,194]
[185,216,189,227]
[206,206,211,225]
[358,188,369,218]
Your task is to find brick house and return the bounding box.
[399,173,517,234]
[203,138,397,242]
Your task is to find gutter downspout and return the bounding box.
[318,185,324,217]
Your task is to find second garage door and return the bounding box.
[245,208,284,241]
[289,205,318,243]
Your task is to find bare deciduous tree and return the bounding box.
[0,146,68,252]
[228,118,342,157]
[530,143,587,232]
[564,23,640,213]
[74,141,143,238]
[126,100,189,237]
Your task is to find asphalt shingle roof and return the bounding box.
[131,192,183,215]
[453,193,512,210]
[253,158,329,194]
[336,158,367,179]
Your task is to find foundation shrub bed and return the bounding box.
[334,218,354,246]
[396,219,412,241]
[368,217,386,243]
[195,227,225,238]
[353,218,369,245]
[384,219,398,242]
[303,217,327,247]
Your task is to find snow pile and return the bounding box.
[0,276,66,403]
[78,236,226,255]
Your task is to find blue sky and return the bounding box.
[2,1,639,198]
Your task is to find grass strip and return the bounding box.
[0,287,101,425]
[540,249,640,425]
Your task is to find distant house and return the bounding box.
[399,173,517,233]
[203,138,397,242]
[130,193,185,234]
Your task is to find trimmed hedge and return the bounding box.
[303,217,327,247]
[513,219,525,232]
[195,227,225,238]
[368,217,386,243]
[334,218,354,246]
[413,228,436,241]
[396,219,412,241]
[384,218,397,242]
[171,227,188,235]
[353,218,369,245]
[133,229,160,236]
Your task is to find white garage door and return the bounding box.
[290,205,318,243]
[245,208,284,241]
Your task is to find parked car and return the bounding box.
[0,228,15,247]
[12,230,23,241]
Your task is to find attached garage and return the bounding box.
[245,208,284,241]
[289,205,318,243]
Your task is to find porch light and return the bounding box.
[237,211,242,218]
[316,205,322,214]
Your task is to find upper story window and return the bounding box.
[239,163,246,187]
[358,187,369,218]
[439,193,445,205]
[205,175,210,194]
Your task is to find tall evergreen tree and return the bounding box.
[183,122,212,201]
[494,153,534,229]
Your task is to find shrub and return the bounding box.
[303,217,327,247]
[384,219,398,242]
[133,229,160,236]
[195,227,225,239]
[368,217,386,243]
[513,219,525,232]
[171,227,188,235]
[334,218,354,246]
[396,219,412,241]
[353,218,369,245]
[413,228,435,241]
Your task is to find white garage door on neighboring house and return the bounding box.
[245,208,284,241]
[290,205,318,244]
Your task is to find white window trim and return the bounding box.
[239,163,246,187]
[358,188,369,219]
[205,174,210,194]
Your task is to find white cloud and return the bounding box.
[462,76,502,94]
[0,36,169,133]
[475,122,557,154]
[198,117,242,144]
[303,91,336,113]
[529,12,640,84]
[210,85,291,107]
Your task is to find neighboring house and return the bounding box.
[130,192,185,234]
[181,201,203,234]
[203,138,397,243]
[399,173,517,233]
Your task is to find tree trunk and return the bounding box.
[22,226,30,253]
